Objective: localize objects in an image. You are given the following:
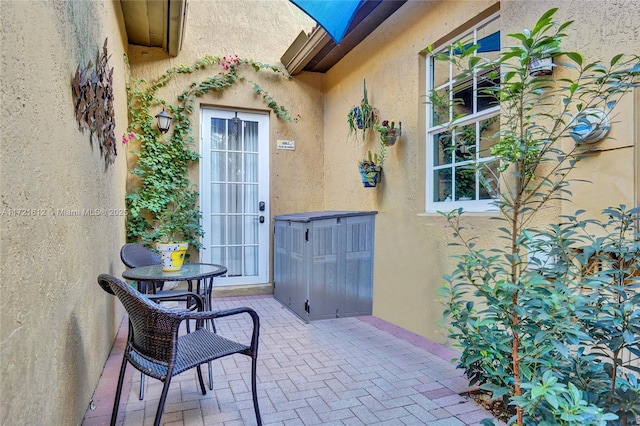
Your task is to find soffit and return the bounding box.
[120,0,188,57]
[282,0,407,75]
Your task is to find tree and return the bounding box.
[432,9,640,425]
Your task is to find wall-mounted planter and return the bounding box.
[347,80,378,142]
[571,108,610,144]
[385,127,400,146]
[358,165,382,187]
[530,57,554,76]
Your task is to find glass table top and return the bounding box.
[121,263,227,282]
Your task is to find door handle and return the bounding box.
[259,216,265,223]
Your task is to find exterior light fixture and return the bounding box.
[155,108,173,133]
[571,108,610,144]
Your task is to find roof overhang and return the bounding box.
[120,0,188,57]
[281,0,406,75]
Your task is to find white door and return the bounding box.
[200,108,270,286]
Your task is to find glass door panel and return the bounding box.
[201,109,269,286]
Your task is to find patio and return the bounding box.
[83,294,499,426]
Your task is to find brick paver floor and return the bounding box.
[83,295,500,425]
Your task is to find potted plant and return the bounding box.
[357,117,394,187]
[358,150,382,187]
[528,35,560,76]
[347,80,378,142]
[152,203,197,271]
[374,120,401,146]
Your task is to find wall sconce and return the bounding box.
[571,108,610,144]
[155,108,173,133]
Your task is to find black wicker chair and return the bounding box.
[97,274,262,426]
[120,243,165,294]
[120,242,209,399]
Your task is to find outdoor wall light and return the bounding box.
[571,108,610,144]
[155,108,173,133]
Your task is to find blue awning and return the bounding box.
[290,0,366,44]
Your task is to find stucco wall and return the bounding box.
[322,0,499,345]
[1,1,129,424]
[2,3,635,422]
[125,0,324,271]
[322,0,639,345]
[503,0,640,224]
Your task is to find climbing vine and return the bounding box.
[125,54,299,250]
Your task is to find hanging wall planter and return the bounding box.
[529,57,554,76]
[347,80,378,142]
[358,150,382,187]
[385,129,399,146]
[358,165,382,187]
[351,107,364,129]
[374,120,401,146]
[570,108,611,144]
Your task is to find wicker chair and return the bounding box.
[120,242,205,399]
[120,243,165,294]
[97,274,262,426]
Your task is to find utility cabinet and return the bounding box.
[273,211,377,322]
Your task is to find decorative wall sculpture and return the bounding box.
[72,38,116,165]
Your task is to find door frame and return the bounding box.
[199,107,270,287]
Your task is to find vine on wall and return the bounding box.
[125,54,299,250]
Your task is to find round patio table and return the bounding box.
[122,263,227,312]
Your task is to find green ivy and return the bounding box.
[124,54,299,251]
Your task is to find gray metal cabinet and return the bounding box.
[273,211,377,322]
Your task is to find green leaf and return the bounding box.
[544,393,559,410]
[610,53,624,66]
[480,383,512,400]
[623,330,635,345]
[565,52,583,65]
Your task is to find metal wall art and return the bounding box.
[72,38,116,165]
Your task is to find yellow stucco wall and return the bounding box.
[125,0,323,265]
[322,0,500,346]
[124,0,323,297]
[1,1,637,422]
[503,1,640,224]
[322,0,639,345]
[122,0,639,350]
[1,1,129,424]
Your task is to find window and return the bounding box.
[426,15,501,212]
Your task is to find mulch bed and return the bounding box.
[462,389,516,423]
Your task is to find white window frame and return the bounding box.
[425,14,501,213]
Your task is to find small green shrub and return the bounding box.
[432,8,640,425]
